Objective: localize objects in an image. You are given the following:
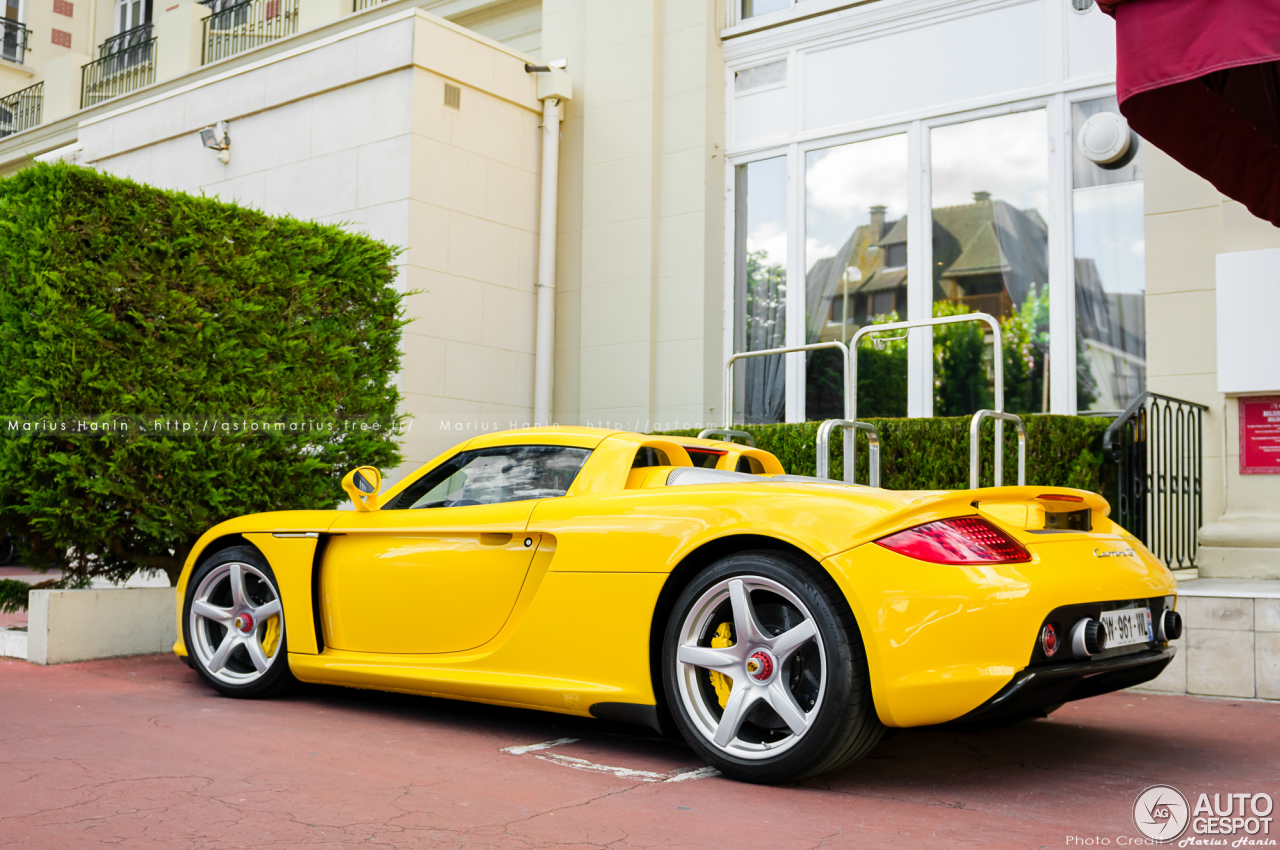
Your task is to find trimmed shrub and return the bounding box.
[656,415,1113,495]
[0,163,406,588]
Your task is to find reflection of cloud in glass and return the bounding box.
[806,134,908,272]
[749,220,787,268]
[744,157,789,268]
[1074,182,1145,295]
[932,111,1049,213]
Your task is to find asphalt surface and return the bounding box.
[2,653,1278,848]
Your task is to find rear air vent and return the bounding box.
[444,83,461,110]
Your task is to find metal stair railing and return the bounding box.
[1103,392,1209,571]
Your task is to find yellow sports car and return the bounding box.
[173,426,1180,783]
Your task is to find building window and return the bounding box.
[733,157,788,424]
[803,133,909,419]
[1072,96,1145,413]
[115,0,152,34]
[931,109,1051,416]
[742,0,791,20]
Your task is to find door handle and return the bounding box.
[479,533,513,546]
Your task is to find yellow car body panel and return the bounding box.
[824,530,1174,727]
[174,427,1178,728]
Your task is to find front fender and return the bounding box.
[173,510,339,658]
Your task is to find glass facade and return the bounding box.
[1072,96,1146,413]
[727,1,1137,423]
[804,134,909,419]
[931,110,1051,416]
[733,157,788,424]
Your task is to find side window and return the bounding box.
[388,446,591,510]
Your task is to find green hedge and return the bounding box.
[656,415,1114,494]
[0,163,407,586]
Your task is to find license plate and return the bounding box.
[1101,607,1153,648]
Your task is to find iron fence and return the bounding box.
[0,80,42,138]
[82,25,156,109]
[1103,392,1210,571]
[202,0,300,65]
[353,0,392,11]
[1,17,30,64]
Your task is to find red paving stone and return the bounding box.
[1,653,1278,848]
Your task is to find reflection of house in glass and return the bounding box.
[806,191,1050,342]
[1075,258,1145,410]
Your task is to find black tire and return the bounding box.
[182,545,295,698]
[661,550,883,783]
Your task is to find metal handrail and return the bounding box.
[695,428,755,447]
[1102,391,1209,460]
[970,410,1026,488]
[816,419,880,487]
[847,312,1003,421]
[723,340,852,428]
[849,313,1005,483]
[723,340,860,481]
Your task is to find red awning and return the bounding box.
[1101,0,1280,226]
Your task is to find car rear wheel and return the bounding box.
[662,550,883,783]
[183,546,294,698]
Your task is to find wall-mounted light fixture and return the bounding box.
[200,121,231,164]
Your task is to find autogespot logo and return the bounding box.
[1134,785,1190,842]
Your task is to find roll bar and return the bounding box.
[695,428,755,446]
[816,419,880,487]
[969,410,1026,488]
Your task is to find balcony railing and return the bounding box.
[0,81,42,138]
[353,0,392,11]
[1,17,31,64]
[82,25,157,109]
[202,0,300,65]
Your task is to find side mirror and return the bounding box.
[342,466,382,512]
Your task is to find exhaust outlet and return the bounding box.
[1156,609,1183,642]
[1071,618,1108,657]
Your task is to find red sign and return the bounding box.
[1240,396,1280,474]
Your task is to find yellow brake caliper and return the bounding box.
[708,622,734,708]
[261,612,282,657]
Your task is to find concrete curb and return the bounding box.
[26,587,176,665]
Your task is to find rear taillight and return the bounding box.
[875,516,1031,565]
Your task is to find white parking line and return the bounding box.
[500,737,580,755]
[501,738,720,783]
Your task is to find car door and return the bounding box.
[320,444,591,655]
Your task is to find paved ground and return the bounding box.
[1,654,1277,848]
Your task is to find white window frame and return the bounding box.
[727,83,1126,422]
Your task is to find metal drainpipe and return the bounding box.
[532,95,562,426]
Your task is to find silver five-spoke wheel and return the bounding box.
[675,575,827,760]
[189,560,285,687]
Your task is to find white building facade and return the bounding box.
[1,0,1277,692]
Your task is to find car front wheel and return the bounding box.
[183,545,294,698]
[662,550,883,783]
